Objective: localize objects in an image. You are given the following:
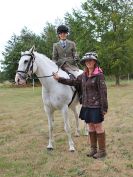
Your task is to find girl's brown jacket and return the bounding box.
[58,71,108,113]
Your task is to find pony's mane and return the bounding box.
[34,51,57,67]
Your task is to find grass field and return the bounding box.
[0,82,133,177]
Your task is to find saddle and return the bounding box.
[60,62,79,72]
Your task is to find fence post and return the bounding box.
[32,79,35,93]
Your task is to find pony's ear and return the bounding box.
[29,45,35,53]
[21,51,24,56]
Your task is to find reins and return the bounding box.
[36,66,59,78]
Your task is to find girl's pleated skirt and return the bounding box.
[79,107,104,124]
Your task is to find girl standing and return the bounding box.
[53,52,108,158]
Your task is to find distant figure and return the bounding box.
[52,25,79,73]
[53,52,108,159]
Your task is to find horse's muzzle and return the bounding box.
[15,73,26,85]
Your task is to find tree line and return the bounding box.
[0,0,133,85]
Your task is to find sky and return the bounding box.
[0,0,84,70]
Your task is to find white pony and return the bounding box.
[15,46,84,151]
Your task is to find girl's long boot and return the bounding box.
[93,132,106,159]
[87,131,97,157]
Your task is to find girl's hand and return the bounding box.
[53,72,60,80]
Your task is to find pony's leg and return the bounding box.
[44,106,54,150]
[61,105,75,151]
[70,106,80,137]
[83,122,89,136]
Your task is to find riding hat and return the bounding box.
[57,25,69,34]
[80,52,99,65]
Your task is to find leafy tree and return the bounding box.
[82,0,133,85]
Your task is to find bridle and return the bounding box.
[16,53,59,80]
[16,53,35,80]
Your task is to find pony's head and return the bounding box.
[15,46,37,85]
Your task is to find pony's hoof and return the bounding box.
[47,145,53,151]
[47,147,53,151]
[70,149,75,152]
[69,147,75,152]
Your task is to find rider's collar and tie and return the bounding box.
[60,40,66,48]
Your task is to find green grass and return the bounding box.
[0,82,133,177]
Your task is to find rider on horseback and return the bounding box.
[52,25,79,73]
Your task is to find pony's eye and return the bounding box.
[24,60,28,64]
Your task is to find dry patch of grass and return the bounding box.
[0,83,133,177]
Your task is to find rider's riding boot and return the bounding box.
[87,131,97,157]
[93,132,106,159]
